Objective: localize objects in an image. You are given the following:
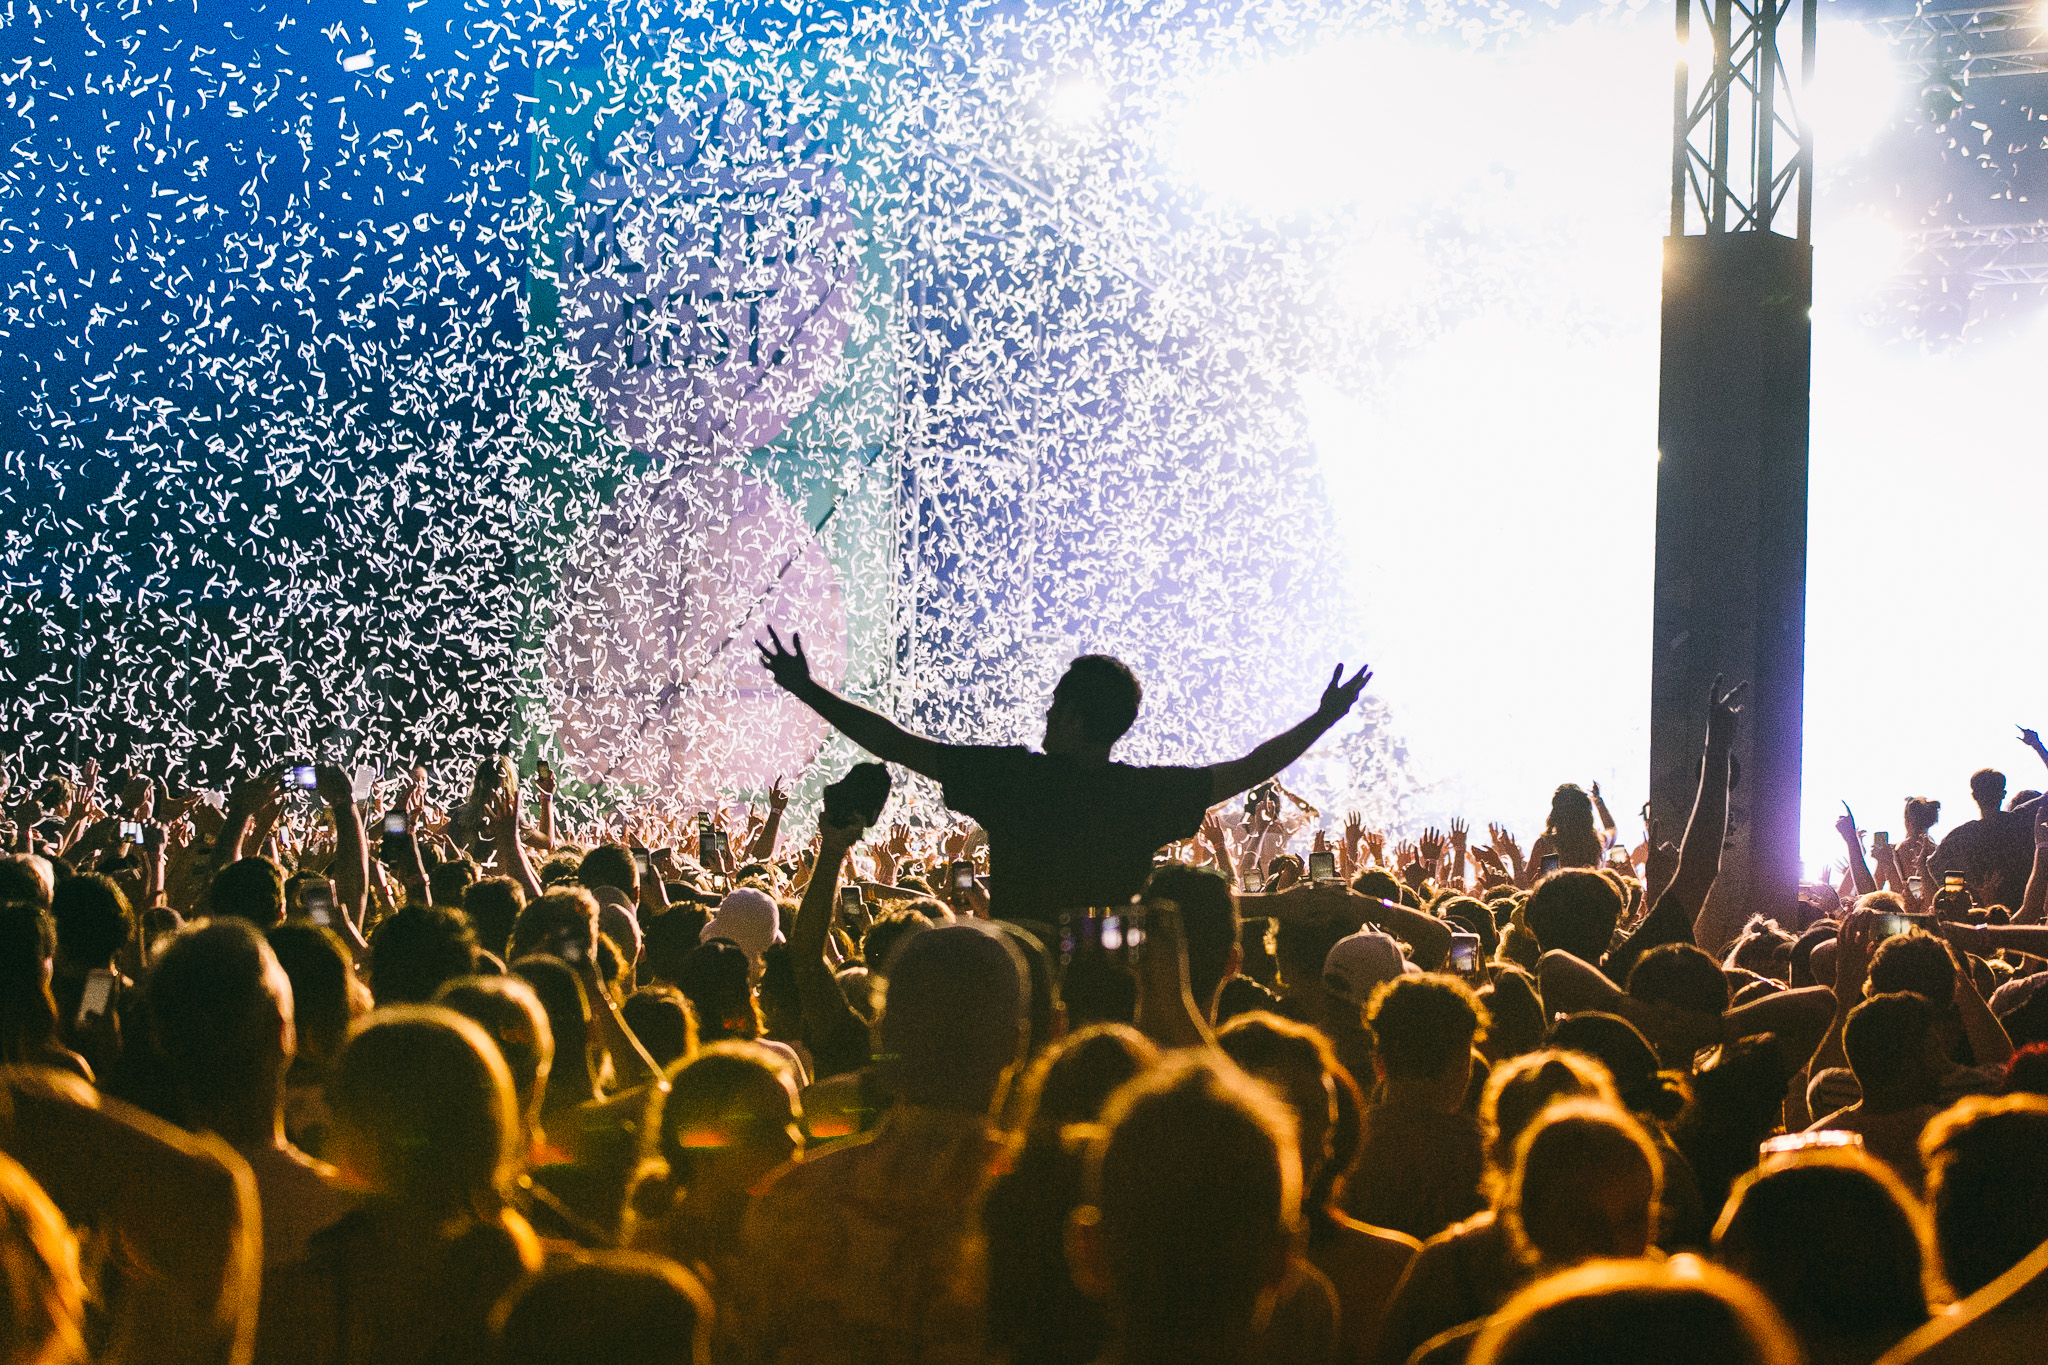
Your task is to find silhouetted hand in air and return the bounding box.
[758,627,814,694]
[1315,664,1373,724]
[1706,676,1747,749]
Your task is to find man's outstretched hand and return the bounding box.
[1316,664,1373,724]
[757,626,814,696]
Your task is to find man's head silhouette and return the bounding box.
[1045,655,1142,757]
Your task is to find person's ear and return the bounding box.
[1065,1205,1112,1302]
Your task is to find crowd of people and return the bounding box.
[5,643,2048,1365]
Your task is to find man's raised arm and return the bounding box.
[758,627,949,780]
[1204,663,1372,806]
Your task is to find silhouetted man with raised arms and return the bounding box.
[758,628,1370,923]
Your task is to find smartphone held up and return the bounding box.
[76,967,116,1029]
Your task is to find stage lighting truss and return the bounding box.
[1864,221,2048,337]
[1876,3,2048,85]
[1670,0,1818,240]
[1904,222,2048,288]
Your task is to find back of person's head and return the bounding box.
[509,886,600,964]
[210,856,286,928]
[621,985,697,1068]
[1052,655,1142,745]
[861,908,927,973]
[1628,943,1731,1016]
[464,877,526,960]
[658,1042,802,1191]
[1366,973,1489,1082]
[2001,1040,2048,1096]
[1350,867,1403,905]
[1867,931,1954,1007]
[1082,1054,1300,1342]
[492,1251,711,1365]
[326,1005,517,1216]
[50,873,133,969]
[672,940,759,1044]
[1523,870,1624,963]
[877,922,1028,1110]
[1143,864,1237,1017]
[1920,1092,2048,1298]
[1546,1012,1691,1124]
[1713,1148,1930,1345]
[0,1148,84,1365]
[1440,894,1498,956]
[266,921,362,1067]
[1546,785,1598,845]
[368,903,480,1006]
[147,918,292,1119]
[1478,964,1546,1063]
[1505,1099,1662,1267]
[1470,1257,1802,1365]
[994,922,1057,1056]
[1012,1023,1158,1152]
[0,900,59,1041]
[1844,990,1939,1102]
[1970,768,2007,808]
[578,844,638,898]
[1723,915,1797,981]
[1481,1049,1621,1179]
[0,856,55,909]
[427,855,479,912]
[1217,1012,1346,1193]
[435,975,555,1129]
[1904,797,1940,834]
[538,853,582,888]
[1275,910,1356,992]
[642,906,708,986]
[511,956,594,1108]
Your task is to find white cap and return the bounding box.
[1323,930,1417,1004]
[701,887,784,962]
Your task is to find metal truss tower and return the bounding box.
[1651,0,1817,946]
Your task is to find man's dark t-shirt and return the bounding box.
[1931,804,2039,910]
[934,746,1212,923]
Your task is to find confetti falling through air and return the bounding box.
[3,0,2044,844]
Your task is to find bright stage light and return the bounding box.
[1677,9,1714,74]
[1162,37,1490,220]
[1176,11,2048,872]
[1815,210,1907,304]
[1046,75,1110,130]
[1806,21,1903,156]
